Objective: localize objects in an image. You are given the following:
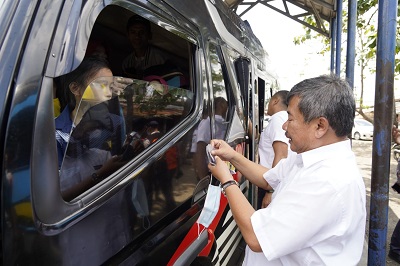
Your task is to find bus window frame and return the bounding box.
[32,2,203,234]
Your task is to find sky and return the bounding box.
[238,4,390,107]
[240,5,331,91]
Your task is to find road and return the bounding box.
[352,139,399,265]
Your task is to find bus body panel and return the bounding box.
[0,0,278,265]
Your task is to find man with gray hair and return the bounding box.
[208,74,366,265]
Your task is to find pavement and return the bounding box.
[352,139,399,265]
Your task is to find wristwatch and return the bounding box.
[220,180,239,196]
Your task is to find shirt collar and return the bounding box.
[271,110,287,118]
[55,105,73,133]
[299,139,352,168]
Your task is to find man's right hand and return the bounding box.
[210,139,236,161]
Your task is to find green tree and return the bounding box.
[294,0,400,122]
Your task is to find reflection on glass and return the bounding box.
[120,79,193,119]
[82,76,114,102]
[59,76,193,201]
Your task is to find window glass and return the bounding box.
[53,7,204,242]
[55,8,194,202]
[209,44,229,138]
[192,43,229,181]
[58,76,193,200]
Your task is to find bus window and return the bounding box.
[55,6,195,203]
[57,70,194,201]
[193,43,229,181]
[209,44,229,139]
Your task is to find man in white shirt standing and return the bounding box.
[258,90,290,209]
[208,74,366,265]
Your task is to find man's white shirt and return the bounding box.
[259,111,289,168]
[243,140,366,265]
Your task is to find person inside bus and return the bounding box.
[208,74,366,265]
[55,56,123,166]
[194,97,228,180]
[52,40,110,118]
[257,90,290,209]
[122,15,167,79]
[55,56,129,200]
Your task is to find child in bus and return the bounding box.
[55,57,115,165]
[55,56,129,200]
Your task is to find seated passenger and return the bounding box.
[122,15,168,79]
[55,56,130,200]
[56,57,115,165]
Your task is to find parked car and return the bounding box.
[352,118,374,140]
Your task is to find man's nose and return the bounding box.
[282,120,288,131]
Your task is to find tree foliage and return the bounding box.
[293,0,400,122]
[294,0,399,70]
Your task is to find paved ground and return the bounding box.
[353,139,399,265]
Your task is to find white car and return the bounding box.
[352,118,374,140]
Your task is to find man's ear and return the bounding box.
[315,117,329,139]
[271,97,279,106]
